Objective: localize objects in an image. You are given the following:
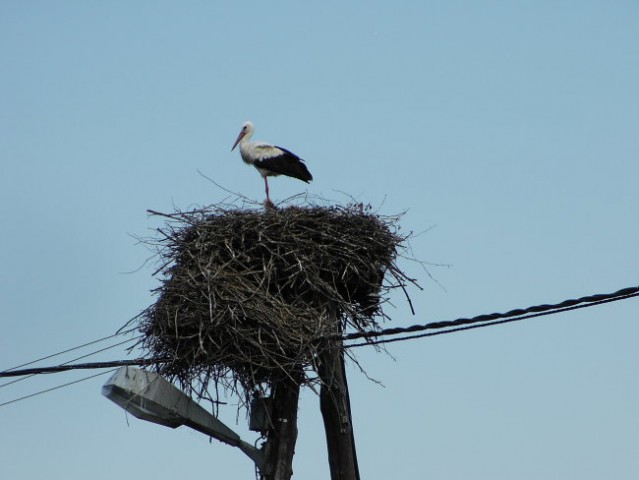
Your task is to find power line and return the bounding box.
[0,337,138,389]
[345,293,637,348]
[0,358,159,378]
[342,285,639,346]
[0,369,118,408]
[2,285,637,379]
[3,332,126,372]
[1,285,636,409]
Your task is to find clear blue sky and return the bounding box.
[1,2,638,478]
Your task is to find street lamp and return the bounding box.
[102,366,267,472]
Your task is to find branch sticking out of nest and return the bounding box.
[132,203,416,403]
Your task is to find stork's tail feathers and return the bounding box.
[291,161,313,183]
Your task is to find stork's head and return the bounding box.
[231,121,254,151]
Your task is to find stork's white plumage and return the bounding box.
[231,121,312,205]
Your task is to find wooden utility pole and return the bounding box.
[262,369,303,480]
[318,339,360,480]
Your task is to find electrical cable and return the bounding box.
[0,337,138,388]
[0,369,118,408]
[0,358,161,378]
[345,290,639,348]
[0,285,637,410]
[3,332,125,372]
[341,285,639,345]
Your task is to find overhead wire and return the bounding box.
[0,285,637,408]
[342,285,639,346]
[0,358,160,378]
[0,336,139,388]
[3,332,125,372]
[346,291,639,348]
[0,369,118,408]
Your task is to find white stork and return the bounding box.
[231,121,312,205]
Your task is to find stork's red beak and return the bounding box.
[231,130,245,151]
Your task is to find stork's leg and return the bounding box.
[264,176,271,203]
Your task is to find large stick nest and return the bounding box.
[133,203,414,400]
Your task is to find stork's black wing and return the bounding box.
[254,146,313,182]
